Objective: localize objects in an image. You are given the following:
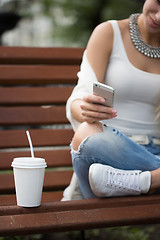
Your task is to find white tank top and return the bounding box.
[104,20,160,137]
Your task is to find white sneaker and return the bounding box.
[89,163,151,197]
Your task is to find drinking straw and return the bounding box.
[26,130,34,158]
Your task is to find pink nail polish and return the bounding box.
[100,98,105,103]
[112,109,117,114]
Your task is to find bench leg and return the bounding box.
[81,230,86,240]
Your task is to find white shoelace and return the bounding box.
[106,170,141,192]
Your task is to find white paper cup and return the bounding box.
[11,157,47,207]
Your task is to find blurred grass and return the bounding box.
[1,224,160,240]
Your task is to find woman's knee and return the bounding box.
[72,121,103,151]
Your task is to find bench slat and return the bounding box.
[0,192,63,206]
[0,170,73,194]
[0,106,67,126]
[0,201,160,236]
[0,47,84,65]
[0,87,73,106]
[0,65,79,85]
[0,129,73,148]
[1,195,160,215]
[0,149,72,170]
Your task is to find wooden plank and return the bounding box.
[1,195,160,216]
[0,106,68,126]
[0,65,79,85]
[0,87,74,106]
[41,192,63,203]
[0,195,17,206]
[0,149,72,170]
[0,47,84,65]
[0,129,73,148]
[44,170,73,191]
[0,192,63,206]
[0,170,73,194]
[0,201,160,236]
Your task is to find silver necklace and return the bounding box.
[129,13,160,58]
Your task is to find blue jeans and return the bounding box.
[71,125,160,199]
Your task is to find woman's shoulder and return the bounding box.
[85,18,129,82]
[117,18,130,36]
[86,21,113,53]
[92,21,113,39]
[91,18,129,41]
[86,21,114,82]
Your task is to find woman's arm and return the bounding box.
[86,21,113,82]
[70,22,117,124]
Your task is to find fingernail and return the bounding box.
[112,109,117,114]
[80,104,84,108]
[100,98,105,103]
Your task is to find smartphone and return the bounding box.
[93,82,114,107]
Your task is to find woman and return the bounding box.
[65,0,160,199]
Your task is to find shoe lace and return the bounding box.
[107,170,140,192]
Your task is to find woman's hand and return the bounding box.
[80,94,117,123]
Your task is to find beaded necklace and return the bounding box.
[129,13,160,58]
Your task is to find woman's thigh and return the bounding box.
[72,125,160,172]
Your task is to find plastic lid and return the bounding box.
[11,157,47,169]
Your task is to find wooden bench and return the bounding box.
[0,46,160,237]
